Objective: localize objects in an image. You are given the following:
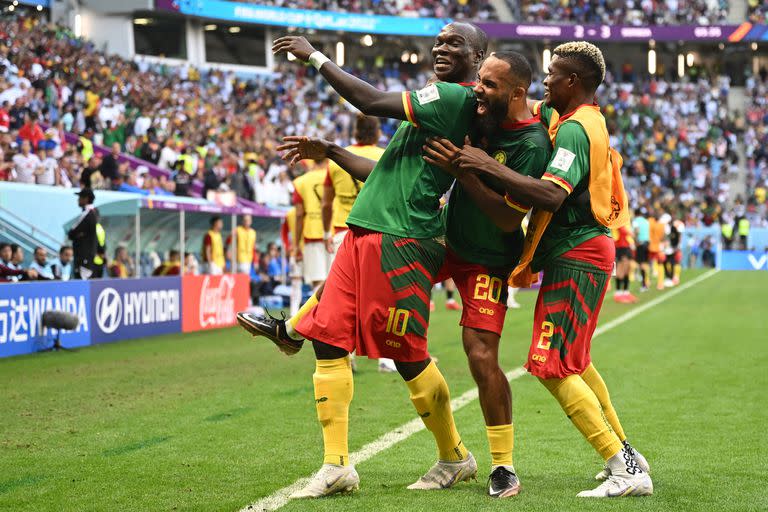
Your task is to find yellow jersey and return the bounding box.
[292,164,327,241]
[326,144,385,230]
[235,226,256,264]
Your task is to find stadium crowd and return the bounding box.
[227,0,499,20]
[518,0,729,25]
[2,13,767,283]
[748,0,768,24]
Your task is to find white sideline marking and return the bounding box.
[240,269,718,511]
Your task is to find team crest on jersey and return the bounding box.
[493,151,506,165]
[416,84,440,104]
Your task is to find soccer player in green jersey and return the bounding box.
[241,24,487,498]
[446,41,653,498]
[277,51,553,498]
[424,52,552,497]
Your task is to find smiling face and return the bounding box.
[431,23,483,83]
[542,55,574,113]
[474,56,515,120]
[473,55,528,136]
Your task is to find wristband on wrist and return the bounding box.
[309,51,330,70]
[324,230,333,240]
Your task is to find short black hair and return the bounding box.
[354,114,380,146]
[491,51,533,89]
[0,243,9,252]
[210,216,221,227]
[59,245,72,254]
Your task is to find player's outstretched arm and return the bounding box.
[273,36,406,120]
[277,136,377,182]
[424,137,525,232]
[453,142,568,212]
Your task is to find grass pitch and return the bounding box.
[1,270,766,512]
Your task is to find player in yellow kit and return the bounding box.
[293,158,331,290]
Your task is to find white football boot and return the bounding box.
[290,464,360,499]
[595,441,650,481]
[579,447,652,498]
[408,452,477,490]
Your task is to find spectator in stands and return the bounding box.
[37,147,58,186]
[202,215,226,275]
[108,246,132,278]
[51,245,74,280]
[0,101,9,133]
[17,112,43,150]
[100,142,121,184]
[68,188,98,279]
[158,138,179,170]
[153,249,182,276]
[29,246,53,279]
[79,153,103,189]
[139,136,161,165]
[0,145,12,181]
[12,139,41,184]
[171,159,191,197]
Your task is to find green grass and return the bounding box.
[1,270,766,512]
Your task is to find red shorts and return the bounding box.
[648,251,666,263]
[296,227,444,362]
[526,235,614,379]
[435,249,509,336]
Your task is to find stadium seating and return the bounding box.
[1,13,763,232]
[748,0,768,24]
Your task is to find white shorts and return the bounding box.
[237,262,252,274]
[303,241,332,284]
[328,229,349,266]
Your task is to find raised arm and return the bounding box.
[277,136,377,182]
[273,37,406,120]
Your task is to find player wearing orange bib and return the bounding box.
[648,212,667,290]
[447,42,652,498]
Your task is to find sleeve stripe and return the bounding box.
[542,173,574,194]
[504,194,530,213]
[402,91,419,127]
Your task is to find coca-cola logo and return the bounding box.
[199,275,236,328]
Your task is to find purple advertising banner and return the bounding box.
[474,22,757,42]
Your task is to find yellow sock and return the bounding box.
[407,361,468,462]
[581,364,626,442]
[486,424,514,467]
[674,264,681,281]
[313,357,353,466]
[288,293,319,334]
[655,261,665,288]
[539,375,622,461]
